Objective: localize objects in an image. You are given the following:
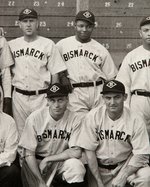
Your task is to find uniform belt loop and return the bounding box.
[35,90,38,96]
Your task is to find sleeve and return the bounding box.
[0,37,14,69]
[101,49,118,80]
[128,154,149,168]
[76,112,99,151]
[46,41,67,75]
[131,117,150,155]
[1,67,11,97]
[19,114,38,152]
[0,117,18,166]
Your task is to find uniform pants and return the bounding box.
[98,166,150,187]
[68,85,104,113]
[130,95,150,138]
[12,90,48,138]
[21,158,86,187]
[0,163,22,187]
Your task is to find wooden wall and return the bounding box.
[0,0,150,67]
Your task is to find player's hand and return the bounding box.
[112,172,128,187]
[39,158,49,175]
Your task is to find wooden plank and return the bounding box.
[0,16,75,27]
[90,7,150,17]
[89,0,150,8]
[0,0,76,7]
[76,0,89,13]
[0,7,76,16]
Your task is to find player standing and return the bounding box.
[8,8,67,137]
[0,36,14,116]
[116,16,150,138]
[56,10,118,113]
[19,83,86,187]
[77,80,150,187]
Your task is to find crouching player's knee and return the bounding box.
[60,158,86,183]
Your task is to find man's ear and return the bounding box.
[139,29,142,38]
[124,93,128,101]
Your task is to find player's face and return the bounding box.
[47,96,68,120]
[19,18,38,37]
[75,20,94,43]
[139,24,150,45]
[103,93,127,119]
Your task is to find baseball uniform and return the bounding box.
[0,111,22,187]
[77,105,150,187]
[57,36,118,113]
[19,107,85,184]
[116,45,150,137]
[0,37,14,114]
[9,36,67,137]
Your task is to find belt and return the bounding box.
[98,163,118,170]
[72,80,103,88]
[132,90,150,97]
[36,155,45,160]
[15,87,47,96]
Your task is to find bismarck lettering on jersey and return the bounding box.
[13,47,45,60]
[130,58,150,72]
[37,129,71,142]
[63,49,98,62]
[96,129,130,142]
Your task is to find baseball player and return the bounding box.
[56,10,118,114]
[19,83,86,187]
[8,8,67,137]
[116,15,150,139]
[0,36,14,116]
[77,80,150,187]
[0,86,22,187]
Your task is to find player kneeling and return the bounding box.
[19,83,86,187]
[77,80,150,187]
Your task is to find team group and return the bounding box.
[0,7,150,187]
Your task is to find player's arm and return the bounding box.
[24,149,47,187]
[112,154,149,187]
[39,146,81,174]
[85,149,104,187]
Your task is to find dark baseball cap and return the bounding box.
[19,8,38,21]
[75,10,95,25]
[140,16,150,27]
[46,83,69,98]
[101,80,125,94]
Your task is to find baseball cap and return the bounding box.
[46,83,69,98]
[140,16,150,27]
[19,8,38,21]
[75,10,95,25]
[101,80,125,94]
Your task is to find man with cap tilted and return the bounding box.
[116,15,150,139]
[77,80,150,187]
[19,83,86,187]
[56,10,117,114]
[8,8,67,137]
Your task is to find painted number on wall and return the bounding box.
[8,1,15,6]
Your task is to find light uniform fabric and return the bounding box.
[0,111,18,166]
[9,36,67,137]
[19,107,85,183]
[78,105,150,187]
[57,36,118,112]
[116,45,150,133]
[0,36,14,98]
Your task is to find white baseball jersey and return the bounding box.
[56,36,117,83]
[19,107,81,157]
[9,36,67,90]
[0,111,18,166]
[0,37,14,97]
[116,45,150,92]
[78,105,150,166]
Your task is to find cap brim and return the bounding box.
[75,18,95,25]
[19,15,38,21]
[101,91,125,94]
[46,94,68,98]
